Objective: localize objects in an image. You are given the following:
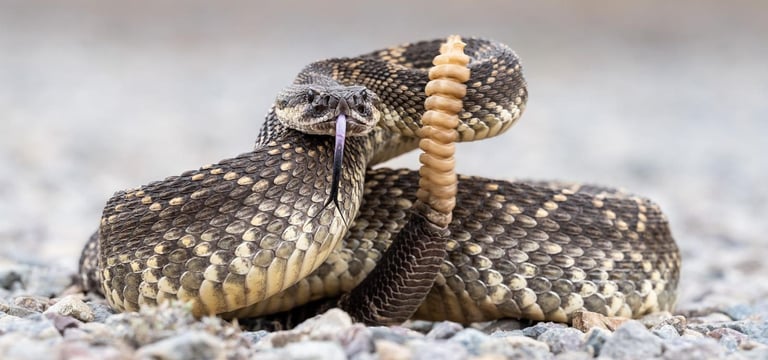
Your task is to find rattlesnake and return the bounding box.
[79,37,680,325]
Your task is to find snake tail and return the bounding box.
[337,36,469,325]
[417,34,469,227]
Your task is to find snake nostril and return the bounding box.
[313,104,327,113]
[357,104,367,114]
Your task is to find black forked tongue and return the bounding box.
[317,113,348,226]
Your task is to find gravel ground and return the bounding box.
[1,0,767,359]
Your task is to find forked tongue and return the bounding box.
[321,113,348,225]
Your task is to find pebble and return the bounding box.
[489,329,525,338]
[723,303,756,321]
[369,325,423,344]
[687,312,733,324]
[688,319,768,344]
[583,327,610,356]
[0,268,23,290]
[135,331,225,360]
[600,321,663,360]
[282,340,347,360]
[0,312,60,339]
[242,330,270,344]
[479,319,529,333]
[571,310,629,332]
[45,312,82,334]
[662,336,724,359]
[478,336,551,359]
[426,320,464,339]
[14,295,50,312]
[554,351,592,360]
[3,304,39,318]
[375,339,412,360]
[412,339,469,360]
[537,327,584,354]
[88,301,116,322]
[0,332,59,360]
[403,320,434,333]
[339,324,374,357]
[56,340,130,360]
[450,328,492,355]
[653,324,681,340]
[266,309,353,348]
[499,335,551,353]
[522,322,567,338]
[44,295,94,322]
[707,327,749,353]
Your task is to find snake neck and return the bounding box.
[254,109,377,222]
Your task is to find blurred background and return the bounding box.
[0,0,766,311]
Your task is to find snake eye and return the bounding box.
[359,89,368,102]
[306,88,317,103]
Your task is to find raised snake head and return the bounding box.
[274,84,381,225]
[274,84,381,136]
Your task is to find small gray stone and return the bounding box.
[0,268,22,290]
[642,312,686,334]
[282,340,346,360]
[242,330,269,344]
[707,327,749,353]
[501,335,551,352]
[340,324,374,357]
[490,329,525,337]
[476,336,551,359]
[640,311,675,327]
[600,321,663,360]
[88,301,116,323]
[653,324,681,340]
[403,320,434,333]
[687,312,732,324]
[0,311,60,339]
[57,340,130,360]
[266,309,354,348]
[5,305,39,318]
[480,319,528,333]
[369,326,423,345]
[450,328,491,355]
[522,322,567,338]
[45,312,82,334]
[688,319,768,344]
[45,295,94,322]
[537,327,584,354]
[135,331,225,360]
[374,339,412,360]
[79,321,116,340]
[554,351,592,360]
[723,303,754,321]
[13,295,49,313]
[583,328,609,356]
[662,336,724,360]
[426,321,464,339]
[411,339,468,360]
[0,332,58,360]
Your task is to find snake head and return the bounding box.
[274,84,380,136]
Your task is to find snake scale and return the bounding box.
[79,38,681,325]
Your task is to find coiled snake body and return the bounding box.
[79,38,680,325]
